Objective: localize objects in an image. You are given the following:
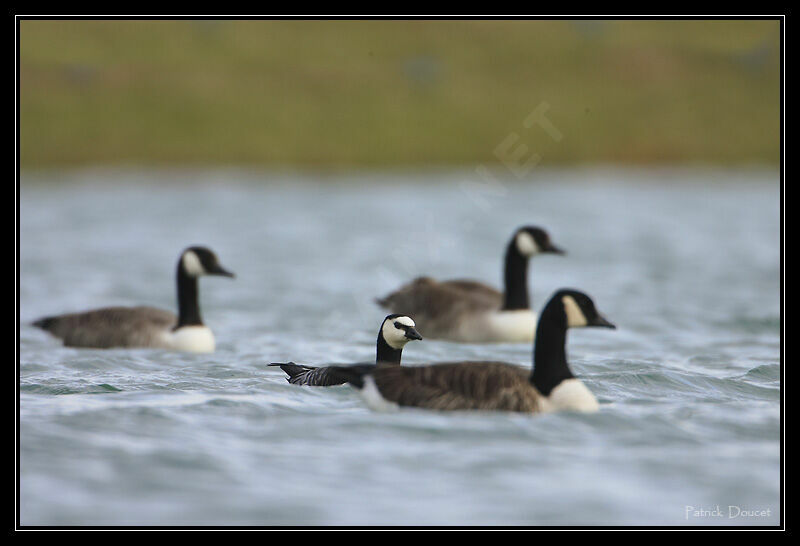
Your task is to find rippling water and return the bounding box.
[19,169,780,526]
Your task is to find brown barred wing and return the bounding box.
[371,362,541,413]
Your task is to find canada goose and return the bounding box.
[269,314,422,386]
[376,226,564,343]
[327,289,614,413]
[31,246,234,353]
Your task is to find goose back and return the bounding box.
[377,277,502,339]
[348,362,541,412]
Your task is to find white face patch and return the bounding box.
[382,316,416,349]
[515,231,540,257]
[181,250,205,277]
[562,295,588,327]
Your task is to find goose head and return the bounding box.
[380,314,423,350]
[554,289,615,329]
[179,247,235,278]
[513,226,565,258]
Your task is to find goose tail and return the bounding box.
[323,365,374,389]
[267,362,309,380]
[32,315,58,332]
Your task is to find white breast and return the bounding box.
[164,325,216,353]
[359,376,399,412]
[544,378,599,413]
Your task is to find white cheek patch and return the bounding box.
[515,231,540,257]
[562,295,588,327]
[182,250,205,277]
[381,316,415,349]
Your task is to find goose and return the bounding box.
[32,246,234,353]
[269,314,422,386]
[376,225,564,343]
[326,289,614,413]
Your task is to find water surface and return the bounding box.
[19,169,781,526]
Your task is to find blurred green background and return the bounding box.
[19,19,780,169]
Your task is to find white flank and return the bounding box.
[477,310,537,343]
[359,376,399,412]
[546,378,599,412]
[168,325,216,353]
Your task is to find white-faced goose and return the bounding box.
[328,289,614,413]
[376,226,564,343]
[32,246,234,353]
[269,314,422,386]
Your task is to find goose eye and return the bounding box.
[394,321,404,330]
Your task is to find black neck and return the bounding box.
[502,241,530,310]
[175,267,203,329]
[530,303,573,396]
[376,332,403,365]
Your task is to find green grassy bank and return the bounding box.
[19,19,780,169]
